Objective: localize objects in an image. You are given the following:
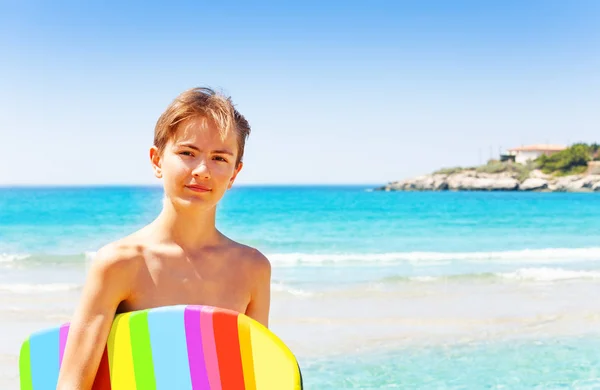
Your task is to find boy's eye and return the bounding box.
[214,156,228,162]
[179,151,194,156]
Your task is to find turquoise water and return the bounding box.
[303,338,600,389]
[2,186,600,388]
[3,186,600,255]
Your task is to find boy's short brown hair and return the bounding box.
[154,87,251,166]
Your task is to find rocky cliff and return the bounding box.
[376,169,600,192]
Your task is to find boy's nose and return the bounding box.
[192,161,211,179]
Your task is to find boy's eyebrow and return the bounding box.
[213,150,235,156]
[177,143,235,156]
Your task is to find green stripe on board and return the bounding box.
[129,310,157,390]
[19,339,33,390]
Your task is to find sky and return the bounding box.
[1,0,599,185]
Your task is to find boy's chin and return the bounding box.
[169,193,220,209]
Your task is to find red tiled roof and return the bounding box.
[508,144,567,152]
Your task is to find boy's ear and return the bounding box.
[228,162,243,189]
[149,146,162,179]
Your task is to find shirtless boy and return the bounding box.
[57,87,271,389]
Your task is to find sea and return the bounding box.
[2,185,600,389]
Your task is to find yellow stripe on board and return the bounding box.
[237,315,256,390]
[107,313,137,390]
[249,317,302,390]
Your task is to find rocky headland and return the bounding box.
[376,169,600,192]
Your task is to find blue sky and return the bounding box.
[1,0,599,185]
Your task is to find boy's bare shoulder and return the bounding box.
[227,239,271,273]
[91,235,148,279]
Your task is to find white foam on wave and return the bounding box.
[498,267,600,282]
[4,247,600,266]
[410,276,438,282]
[84,251,97,271]
[271,282,314,297]
[267,247,600,266]
[0,253,30,263]
[381,268,600,284]
[0,283,80,294]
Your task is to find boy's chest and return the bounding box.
[122,255,251,315]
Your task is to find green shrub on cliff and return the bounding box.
[432,142,597,179]
[475,160,507,174]
[433,167,466,175]
[592,143,600,161]
[536,143,592,175]
[476,160,537,181]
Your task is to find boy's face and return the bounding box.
[150,116,242,210]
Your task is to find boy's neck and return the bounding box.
[152,198,222,251]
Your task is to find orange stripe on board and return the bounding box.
[237,315,256,390]
[212,309,245,390]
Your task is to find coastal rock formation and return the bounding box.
[377,172,600,192]
[520,178,548,191]
[400,175,448,191]
[548,175,600,192]
[529,170,552,180]
[447,176,519,191]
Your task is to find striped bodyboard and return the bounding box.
[19,305,303,389]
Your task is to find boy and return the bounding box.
[57,87,271,389]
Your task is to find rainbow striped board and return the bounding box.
[19,305,303,389]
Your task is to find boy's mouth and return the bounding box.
[186,184,212,192]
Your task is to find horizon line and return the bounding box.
[0,183,384,188]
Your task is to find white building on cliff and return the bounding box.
[505,144,566,164]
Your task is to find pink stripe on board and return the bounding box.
[59,323,70,366]
[184,306,210,389]
[201,306,221,390]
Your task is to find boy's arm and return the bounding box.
[245,251,272,328]
[57,244,137,390]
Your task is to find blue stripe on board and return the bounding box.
[147,305,192,389]
[29,327,60,389]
